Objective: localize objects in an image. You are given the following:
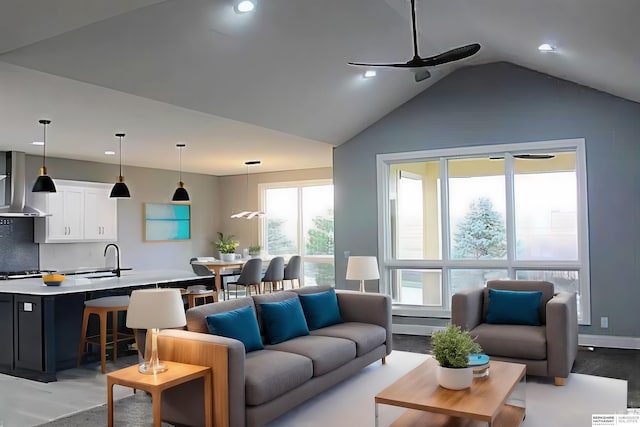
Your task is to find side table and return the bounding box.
[107,361,212,427]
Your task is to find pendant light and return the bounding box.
[230,160,265,219]
[171,143,190,203]
[110,133,131,198]
[32,119,57,192]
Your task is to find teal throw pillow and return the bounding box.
[485,288,543,326]
[206,306,264,352]
[298,289,343,330]
[260,298,309,344]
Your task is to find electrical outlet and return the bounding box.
[600,317,608,328]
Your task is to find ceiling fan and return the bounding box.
[348,0,481,82]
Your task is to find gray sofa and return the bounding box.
[156,285,392,427]
[451,280,578,385]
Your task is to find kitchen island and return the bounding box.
[0,270,211,382]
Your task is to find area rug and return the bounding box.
[41,351,627,427]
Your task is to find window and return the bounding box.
[260,180,334,286]
[377,139,590,323]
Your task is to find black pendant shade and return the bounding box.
[110,133,131,199]
[172,183,190,202]
[171,143,190,203]
[33,173,56,193]
[110,180,131,198]
[32,119,56,193]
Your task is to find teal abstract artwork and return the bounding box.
[144,203,191,241]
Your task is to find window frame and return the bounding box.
[259,179,334,287]
[376,138,591,324]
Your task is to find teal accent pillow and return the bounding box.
[299,289,343,330]
[260,298,309,344]
[206,306,264,352]
[485,288,543,326]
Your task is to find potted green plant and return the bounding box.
[214,232,239,262]
[248,245,261,257]
[431,324,482,390]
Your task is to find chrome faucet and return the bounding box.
[104,243,121,277]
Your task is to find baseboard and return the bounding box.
[578,334,640,350]
[393,324,640,350]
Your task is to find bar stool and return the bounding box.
[77,295,134,374]
[186,285,216,308]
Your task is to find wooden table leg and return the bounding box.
[152,390,162,427]
[107,381,114,427]
[204,370,213,427]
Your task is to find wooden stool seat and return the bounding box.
[77,295,135,374]
[186,285,216,308]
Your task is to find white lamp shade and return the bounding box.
[126,288,186,329]
[346,256,380,281]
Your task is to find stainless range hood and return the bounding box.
[0,151,48,217]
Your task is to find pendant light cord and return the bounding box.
[42,122,47,169]
[119,135,123,177]
[179,146,183,182]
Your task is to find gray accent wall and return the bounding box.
[333,62,640,337]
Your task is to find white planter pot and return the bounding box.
[220,253,236,262]
[436,365,474,390]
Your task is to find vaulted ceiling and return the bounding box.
[1,0,638,175]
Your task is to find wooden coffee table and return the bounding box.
[375,358,526,427]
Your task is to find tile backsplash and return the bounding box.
[0,217,39,271]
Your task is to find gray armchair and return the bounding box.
[451,280,578,385]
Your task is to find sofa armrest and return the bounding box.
[336,290,392,355]
[158,329,245,427]
[451,287,484,331]
[546,292,578,379]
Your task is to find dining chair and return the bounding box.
[189,257,221,300]
[261,257,285,293]
[283,255,302,289]
[226,258,263,298]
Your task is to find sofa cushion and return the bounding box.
[245,350,313,406]
[186,297,255,333]
[486,288,543,326]
[251,291,300,337]
[471,323,547,360]
[311,322,386,357]
[260,298,309,344]
[484,280,554,324]
[205,306,264,353]
[299,289,343,330]
[266,335,356,376]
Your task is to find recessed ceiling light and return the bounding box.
[104,150,116,155]
[31,141,44,146]
[538,43,556,52]
[363,70,377,79]
[234,0,255,13]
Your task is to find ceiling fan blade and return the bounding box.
[349,61,415,68]
[419,43,481,66]
[414,70,431,82]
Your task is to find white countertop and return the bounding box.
[0,269,201,295]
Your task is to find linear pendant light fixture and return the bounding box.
[110,133,131,198]
[230,160,265,219]
[171,143,190,203]
[32,119,57,193]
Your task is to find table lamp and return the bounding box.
[346,256,380,292]
[126,288,186,374]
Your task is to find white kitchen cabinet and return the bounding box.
[44,186,84,241]
[83,187,117,240]
[32,180,118,243]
